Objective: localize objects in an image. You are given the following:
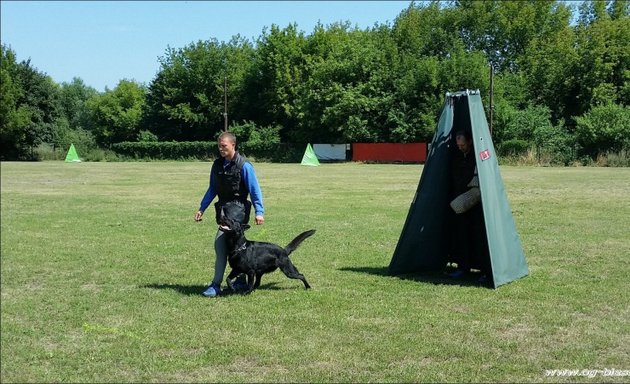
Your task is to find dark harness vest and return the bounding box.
[212,152,252,224]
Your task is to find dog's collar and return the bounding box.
[235,243,247,253]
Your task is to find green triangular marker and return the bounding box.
[64,143,81,162]
[301,143,320,166]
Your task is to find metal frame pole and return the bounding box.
[223,76,228,132]
[489,64,494,136]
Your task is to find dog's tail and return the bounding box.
[285,229,316,255]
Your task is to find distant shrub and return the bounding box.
[229,121,282,152]
[532,123,576,165]
[498,139,529,156]
[110,140,303,162]
[575,103,630,158]
[137,130,159,143]
[596,150,630,167]
[35,144,65,160]
[46,127,98,160]
[111,141,215,160]
[82,148,121,162]
[493,103,554,144]
[239,142,303,163]
[229,121,304,162]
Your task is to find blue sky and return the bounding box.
[1,1,412,91]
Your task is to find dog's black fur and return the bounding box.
[218,215,315,294]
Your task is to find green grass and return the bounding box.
[2,162,629,383]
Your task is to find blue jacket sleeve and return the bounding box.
[242,162,264,216]
[198,171,217,213]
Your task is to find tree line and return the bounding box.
[1,0,628,164]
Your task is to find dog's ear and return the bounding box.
[243,224,251,231]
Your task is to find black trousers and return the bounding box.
[450,203,491,274]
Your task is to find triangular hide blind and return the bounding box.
[388,90,528,288]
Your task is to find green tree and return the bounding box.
[609,0,630,20]
[1,45,66,159]
[247,23,308,139]
[389,2,491,142]
[390,3,451,142]
[59,77,98,131]
[85,79,146,146]
[392,1,460,58]
[519,17,578,124]
[458,0,573,73]
[145,37,255,141]
[221,36,257,127]
[574,2,630,112]
[1,45,32,159]
[53,77,99,152]
[295,23,387,142]
[18,60,64,148]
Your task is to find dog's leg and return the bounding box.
[243,271,256,295]
[254,272,263,289]
[225,269,239,292]
[278,258,311,289]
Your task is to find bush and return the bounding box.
[225,121,301,162]
[35,144,65,160]
[109,139,304,162]
[137,130,159,142]
[229,121,282,152]
[498,139,529,156]
[494,103,577,165]
[35,143,121,162]
[574,103,630,158]
[596,150,630,167]
[82,148,121,162]
[532,123,576,165]
[51,126,98,159]
[493,103,554,144]
[111,141,216,160]
[239,142,303,163]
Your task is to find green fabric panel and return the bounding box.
[468,94,529,288]
[388,100,454,275]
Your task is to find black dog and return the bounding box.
[218,216,315,294]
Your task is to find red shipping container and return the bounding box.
[352,143,427,163]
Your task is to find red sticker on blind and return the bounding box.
[479,149,491,161]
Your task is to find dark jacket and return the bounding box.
[450,149,476,198]
[211,152,252,224]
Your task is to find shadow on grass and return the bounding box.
[338,266,490,288]
[141,281,288,297]
[141,283,207,296]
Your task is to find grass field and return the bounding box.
[1,161,629,383]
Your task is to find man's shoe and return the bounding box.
[447,269,467,279]
[202,283,221,297]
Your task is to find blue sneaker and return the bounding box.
[447,269,467,279]
[202,283,221,297]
